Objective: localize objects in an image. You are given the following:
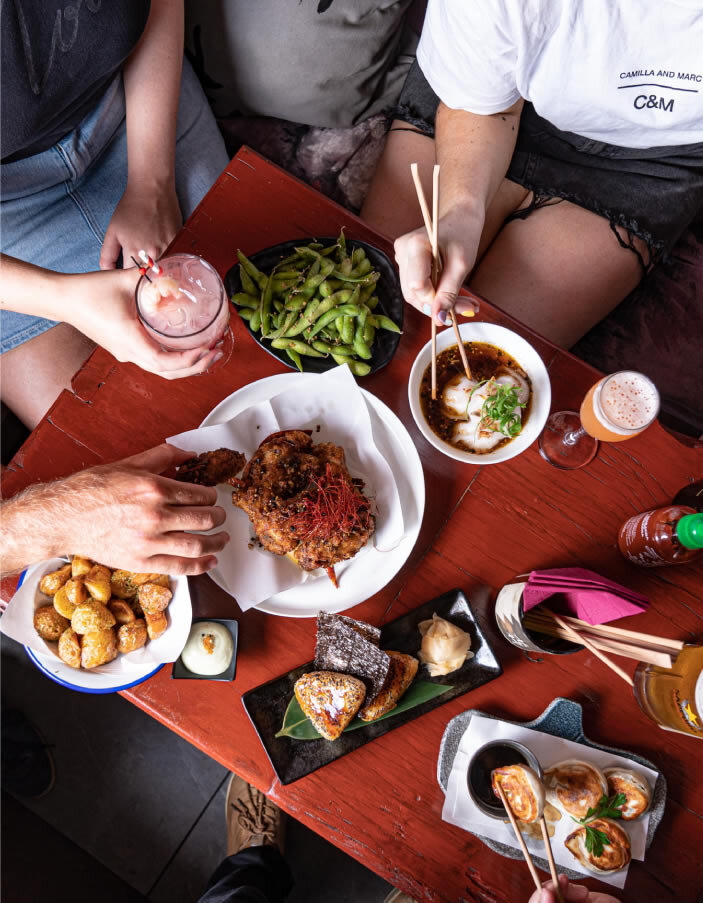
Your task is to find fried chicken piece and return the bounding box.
[231,430,375,577]
[176,448,246,486]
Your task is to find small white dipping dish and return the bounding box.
[408,321,551,465]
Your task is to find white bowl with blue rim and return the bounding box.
[3,560,191,694]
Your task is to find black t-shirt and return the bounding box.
[1,0,150,162]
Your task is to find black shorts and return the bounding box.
[393,61,703,265]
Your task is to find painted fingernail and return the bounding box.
[460,310,476,317]
[422,303,432,316]
[212,351,223,362]
[437,310,448,325]
[206,557,218,570]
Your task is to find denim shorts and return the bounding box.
[0,57,229,353]
[392,61,703,265]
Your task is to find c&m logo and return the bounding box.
[674,690,702,732]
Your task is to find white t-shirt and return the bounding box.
[417,0,703,149]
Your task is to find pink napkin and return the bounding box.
[522,567,648,624]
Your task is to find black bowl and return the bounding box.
[224,237,403,375]
[467,739,543,819]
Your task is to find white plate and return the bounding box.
[200,374,425,617]
[408,322,551,465]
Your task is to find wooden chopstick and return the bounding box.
[540,817,564,903]
[544,613,683,654]
[524,610,682,657]
[410,164,438,399]
[551,614,634,687]
[523,618,675,668]
[495,783,541,891]
[410,163,472,397]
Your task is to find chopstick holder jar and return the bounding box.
[494,580,582,656]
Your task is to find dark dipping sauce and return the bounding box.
[420,342,532,455]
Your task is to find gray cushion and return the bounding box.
[185,0,417,127]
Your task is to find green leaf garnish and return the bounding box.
[479,382,526,438]
[584,825,611,858]
[275,680,453,740]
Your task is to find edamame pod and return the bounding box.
[285,348,303,372]
[231,292,259,309]
[368,314,401,333]
[271,338,325,357]
[237,250,267,290]
[239,264,258,296]
[341,316,354,345]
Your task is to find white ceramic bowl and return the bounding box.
[408,321,551,464]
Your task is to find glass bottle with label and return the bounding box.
[634,645,703,739]
[618,505,703,567]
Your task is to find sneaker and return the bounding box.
[382,891,419,903]
[1,709,55,799]
[225,773,285,856]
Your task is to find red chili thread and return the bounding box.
[289,464,371,542]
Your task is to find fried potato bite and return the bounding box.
[132,573,169,588]
[84,564,112,602]
[81,628,118,669]
[144,610,168,640]
[58,627,82,669]
[117,619,148,654]
[71,556,93,578]
[64,577,87,607]
[108,599,136,625]
[33,605,70,642]
[39,564,72,596]
[110,570,138,599]
[71,600,116,634]
[53,584,78,619]
[138,582,173,614]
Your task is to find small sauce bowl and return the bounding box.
[467,739,543,819]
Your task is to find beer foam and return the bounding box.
[599,371,658,431]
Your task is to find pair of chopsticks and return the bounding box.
[524,610,683,675]
[495,783,564,903]
[410,163,472,399]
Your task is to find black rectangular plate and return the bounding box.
[241,589,503,784]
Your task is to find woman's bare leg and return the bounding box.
[362,122,529,257]
[1,323,95,429]
[469,202,645,348]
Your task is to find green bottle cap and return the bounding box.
[677,513,703,550]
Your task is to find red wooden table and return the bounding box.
[3,148,702,903]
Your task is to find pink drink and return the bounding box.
[136,253,229,350]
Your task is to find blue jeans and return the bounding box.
[0,57,229,353]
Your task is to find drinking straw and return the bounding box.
[138,249,163,276]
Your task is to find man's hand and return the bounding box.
[1,445,230,577]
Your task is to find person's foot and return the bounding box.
[225,773,285,856]
[1,709,55,799]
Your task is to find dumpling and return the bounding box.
[603,767,651,820]
[441,374,478,420]
[418,613,473,676]
[544,759,607,819]
[491,764,545,823]
[565,817,631,874]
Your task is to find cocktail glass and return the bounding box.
[136,253,232,365]
[538,370,660,470]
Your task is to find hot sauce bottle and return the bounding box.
[618,505,703,567]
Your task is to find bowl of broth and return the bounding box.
[408,322,551,464]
